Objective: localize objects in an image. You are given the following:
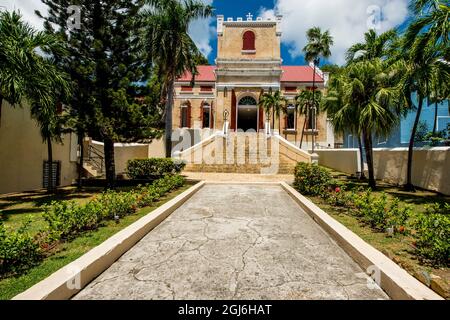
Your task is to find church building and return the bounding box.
[173,14,336,150]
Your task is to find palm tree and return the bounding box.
[142,0,214,157]
[346,29,398,63]
[324,59,402,188]
[0,11,66,115]
[344,28,398,179]
[429,66,449,135]
[0,11,71,192]
[302,27,334,153]
[295,89,322,149]
[405,0,449,50]
[398,36,449,191]
[258,91,286,134]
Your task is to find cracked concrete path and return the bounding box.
[73,184,389,300]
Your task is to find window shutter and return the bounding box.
[243,31,255,50]
[210,102,214,129]
[231,90,237,130]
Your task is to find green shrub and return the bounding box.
[325,186,353,207]
[96,190,139,220]
[0,220,42,277]
[294,163,333,196]
[43,200,102,241]
[43,175,186,242]
[410,203,450,265]
[353,190,412,233]
[387,198,412,233]
[126,158,186,179]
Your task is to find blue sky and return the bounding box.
[190,0,414,66]
[7,0,413,66]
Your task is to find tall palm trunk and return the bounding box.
[165,79,175,158]
[358,134,366,180]
[311,62,316,153]
[272,108,275,134]
[432,92,438,135]
[362,129,376,189]
[299,115,307,149]
[46,136,54,193]
[406,96,424,191]
[104,136,116,189]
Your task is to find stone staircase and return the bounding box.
[180,132,311,175]
[82,144,105,178]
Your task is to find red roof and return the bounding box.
[177,65,216,82]
[281,66,324,83]
[176,65,324,83]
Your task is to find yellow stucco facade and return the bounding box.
[173,14,335,150]
[0,101,78,194]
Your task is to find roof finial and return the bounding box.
[246,12,253,21]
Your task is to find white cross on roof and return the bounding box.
[246,13,253,20]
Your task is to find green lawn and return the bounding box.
[0,183,194,300]
[306,171,450,298]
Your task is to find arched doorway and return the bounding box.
[237,96,258,131]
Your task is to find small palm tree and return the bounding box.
[295,89,322,149]
[302,27,333,153]
[324,59,402,188]
[142,0,214,157]
[258,91,286,134]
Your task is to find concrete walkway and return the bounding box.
[73,184,388,300]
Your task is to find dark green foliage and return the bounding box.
[410,203,450,266]
[0,220,42,278]
[37,0,162,188]
[293,163,333,196]
[42,175,185,242]
[126,158,186,179]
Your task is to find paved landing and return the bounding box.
[73,184,389,300]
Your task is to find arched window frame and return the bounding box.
[242,30,256,53]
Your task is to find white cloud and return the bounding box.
[0,0,47,30]
[189,17,215,59]
[259,0,410,65]
[188,0,215,59]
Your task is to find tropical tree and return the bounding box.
[324,59,402,188]
[0,11,66,116]
[398,35,449,191]
[258,90,286,134]
[404,0,449,50]
[302,27,334,153]
[295,89,322,149]
[38,1,162,189]
[0,11,71,192]
[346,29,398,63]
[142,0,214,157]
[344,28,398,179]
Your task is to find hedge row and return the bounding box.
[126,158,185,180]
[0,175,185,278]
[294,162,449,266]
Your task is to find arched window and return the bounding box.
[242,31,255,51]
[238,96,257,106]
